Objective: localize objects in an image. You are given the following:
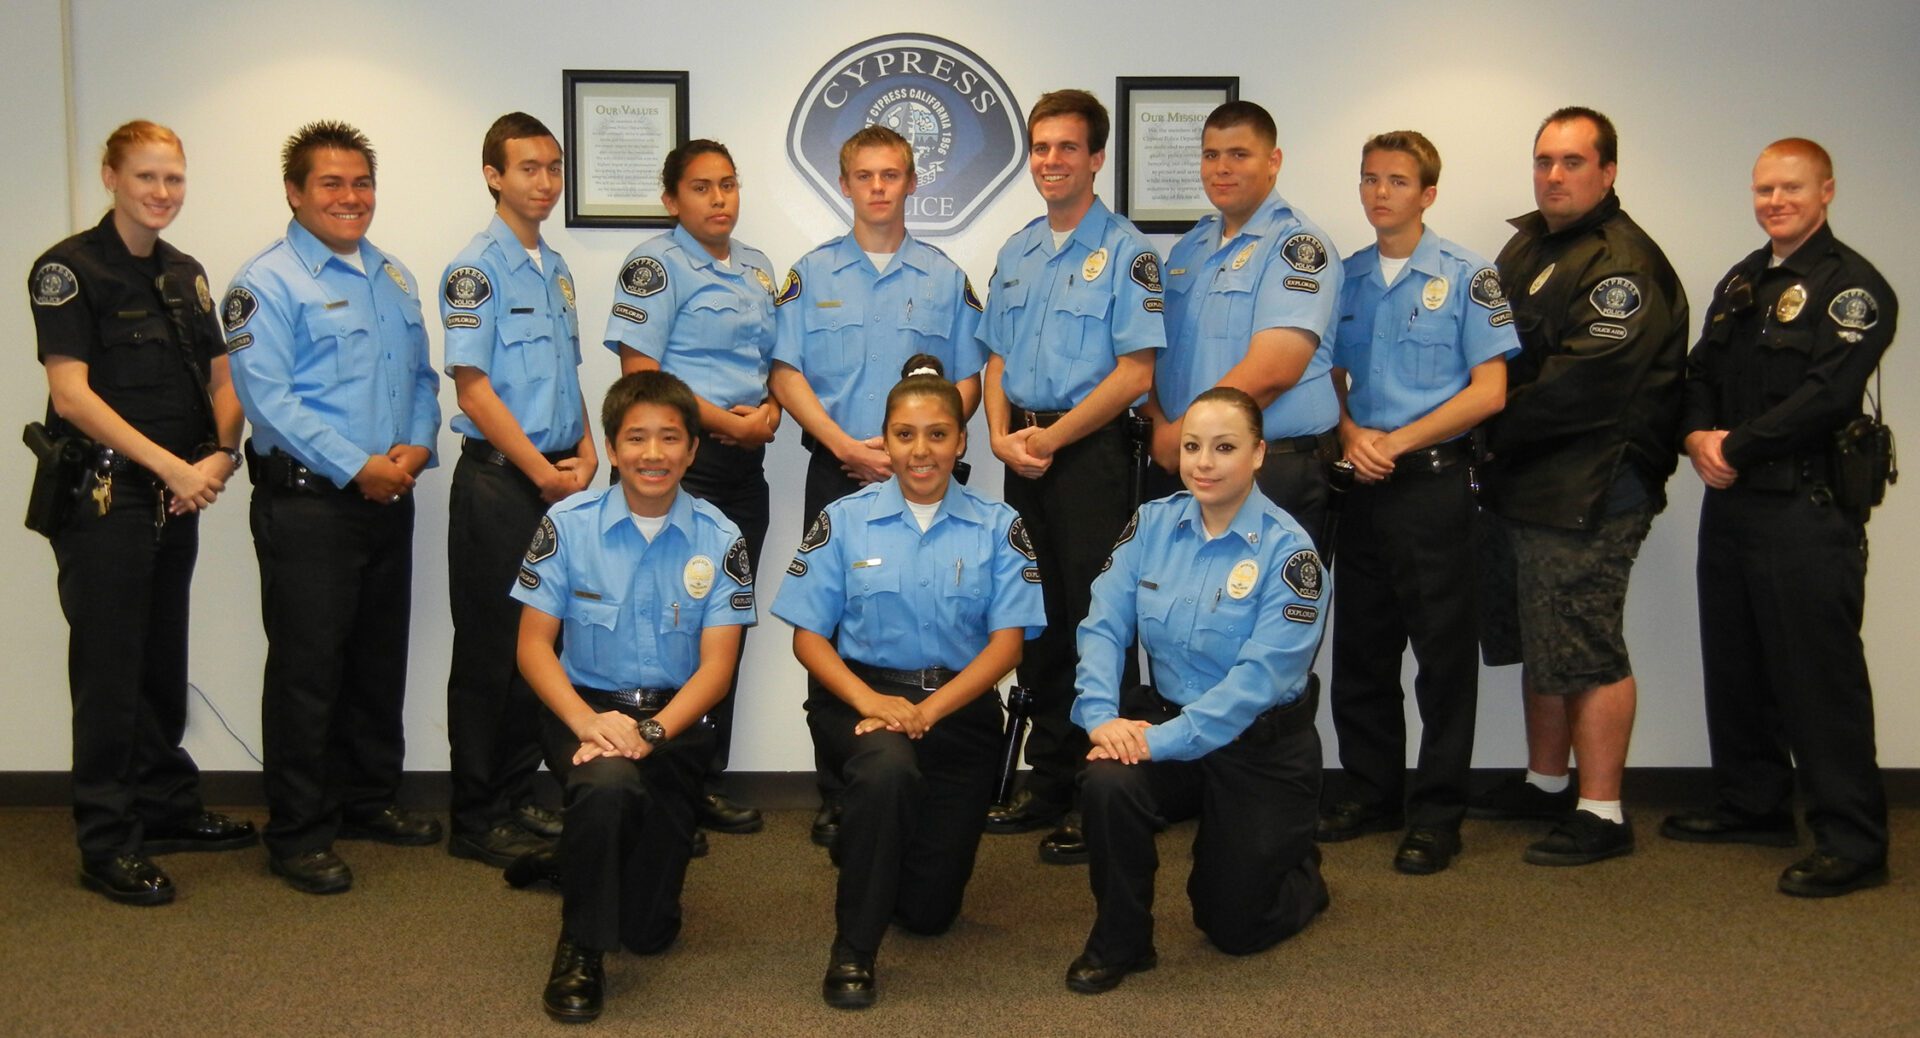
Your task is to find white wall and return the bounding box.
[5,0,1917,775]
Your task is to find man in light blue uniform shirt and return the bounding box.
[1316,131,1518,876]
[977,89,1164,863]
[769,125,986,848]
[440,112,597,870]
[1147,101,1343,548]
[223,121,442,895]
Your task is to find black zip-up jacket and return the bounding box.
[1484,191,1687,530]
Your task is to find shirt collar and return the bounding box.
[484,213,545,273]
[865,475,981,527]
[1024,196,1113,257]
[1770,221,1836,275]
[1508,189,1623,243]
[286,218,383,277]
[671,223,724,272]
[828,231,929,276]
[596,482,697,541]
[1172,488,1269,547]
[1405,226,1449,280]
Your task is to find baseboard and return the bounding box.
[3,768,1915,809]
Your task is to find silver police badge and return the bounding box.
[787,34,1025,236]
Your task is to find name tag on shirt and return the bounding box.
[1139,580,1158,590]
[324,299,349,311]
[852,558,883,569]
[510,307,535,314]
[816,300,842,309]
[572,589,602,600]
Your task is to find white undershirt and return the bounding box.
[335,249,366,274]
[526,247,543,273]
[1051,228,1072,252]
[1378,254,1409,286]
[1769,253,1785,268]
[630,512,667,541]
[865,250,895,274]
[905,499,940,532]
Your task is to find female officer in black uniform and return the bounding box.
[27,120,252,906]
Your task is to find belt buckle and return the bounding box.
[917,669,940,692]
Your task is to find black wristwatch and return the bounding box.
[637,718,667,746]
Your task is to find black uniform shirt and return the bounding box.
[1681,222,1898,491]
[28,213,222,458]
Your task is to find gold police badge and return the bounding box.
[1775,283,1807,323]
[194,274,212,313]
[1529,263,1556,295]
[384,263,408,293]
[558,275,574,308]
[754,267,775,295]
[1423,276,1449,311]
[1226,559,1260,600]
[683,555,715,600]
[1232,241,1257,271]
[1083,247,1109,282]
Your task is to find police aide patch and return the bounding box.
[621,256,669,298]
[526,516,558,563]
[444,266,492,310]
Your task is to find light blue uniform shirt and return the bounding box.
[977,198,1165,411]
[601,223,778,410]
[511,485,756,691]
[1072,489,1326,762]
[1332,230,1520,433]
[440,215,586,451]
[223,220,442,488]
[772,477,1046,672]
[771,233,986,439]
[1160,191,1343,439]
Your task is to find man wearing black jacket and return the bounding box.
[1471,107,1687,866]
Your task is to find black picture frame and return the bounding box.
[562,69,690,228]
[1113,76,1239,233]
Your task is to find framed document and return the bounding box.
[1114,76,1239,233]
[562,69,690,228]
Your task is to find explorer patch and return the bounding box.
[445,313,481,330]
[611,303,648,325]
[517,566,540,590]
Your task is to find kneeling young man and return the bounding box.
[513,371,756,1022]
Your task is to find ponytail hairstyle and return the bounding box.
[886,353,964,426]
[1189,385,1265,442]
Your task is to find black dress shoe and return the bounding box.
[811,800,842,848]
[450,823,552,868]
[79,853,175,906]
[1065,948,1157,994]
[1659,806,1798,847]
[690,829,709,858]
[543,933,605,1023]
[1039,813,1088,865]
[1314,800,1404,843]
[514,802,564,838]
[504,845,562,889]
[1524,810,1633,867]
[1393,827,1461,875]
[1777,853,1888,898]
[270,848,353,894]
[144,811,259,855]
[1466,774,1576,821]
[339,805,443,846]
[698,792,764,834]
[985,789,1067,835]
[822,950,876,1009]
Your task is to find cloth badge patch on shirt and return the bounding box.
[444,266,492,309]
[1469,268,1506,309]
[754,267,775,295]
[1023,566,1041,583]
[787,557,808,577]
[1589,277,1641,320]
[731,591,755,610]
[517,565,541,590]
[1008,517,1038,561]
[1529,263,1556,295]
[31,262,78,307]
[1231,241,1257,271]
[1282,234,1328,274]
[963,276,984,312]
[1100,509,1140,573]
[612,303,648,325]
[1422,277,1449,311]
[526,516,558,563]
[445,313,481,329]
[1490,310,1515,327]
[1083,248,1109,283]
[1281,549,1323,600]
[194,274,213,313]
[1144,297,1164,313]
[384,263,409,293]
[1283,277,1320,294]
[1131,252,1162,292]
[222,287,257,331]
[1227,559,1259,599]
[558,274,575,307]
[621,256,669,298]
[799,511,831,553]
[1774,284,1807,322]
[1589,322,1628,340]
[1828,288,1878,330]
[1283,603,1318,624]
[684,555,715,599]
[724,537,753,586]
[775,269,801,307]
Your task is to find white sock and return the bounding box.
[1577,798,1624,824]
[1525,770,1570,794]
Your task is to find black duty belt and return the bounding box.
[1268,430,1340,457]
[850,662,959,692]
[245,443,349,495]
[577,685,678,713]
[1394,439,1472,476]
[1131,677,1320,745]
[86,448,160,490]
[460,436,577,469]
[1015,407,1072,429]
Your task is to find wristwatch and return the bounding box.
[637,718,667,746]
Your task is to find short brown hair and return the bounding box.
[1362,130,1442,188]
[602,370,702,444]
[838,125,916,182]
[482,112,557,203]
[1027,89,1109,154]
[1203,101,1277,150]
[102,120,182,171]
[1536,106,1617,167]
[1762,137,1833,180]
[282,120,376,188]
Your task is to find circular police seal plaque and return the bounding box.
[788,34,1025,236]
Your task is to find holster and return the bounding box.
[1830,416,1897,523]
[23,421,86,537]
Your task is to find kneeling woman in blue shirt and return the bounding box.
[513,371,757,1022]
[1067,386,1331,994]
[773,355,1045,1009]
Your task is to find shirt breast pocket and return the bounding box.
[1398,313,1463,390]
[500,312,558,383]
[800,298,867,378]
[1201,270,1257,342]
[844,561,900,637]
[904,294,954,348]
[564,598,623,678]
[1191,589,1256,663]
[306,309,371,382]
[939,554,990,634]
[97,314,176,391]
[1050,289,1113,361]
[1760,325,1817,403]
[1135,580,1181,658]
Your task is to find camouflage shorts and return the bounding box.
[1476,506,1654,696]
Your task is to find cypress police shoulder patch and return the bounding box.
[1100,509,1140,573]
[444,266,492,310]
[775,269,801,307]
[1828,288,1878,331]
[1131,252,1162,293]
[31,262,78,307]
[1281,548,1323,601]
[963,276,984,312]
[799,511,831,553]
[621,256,668,298]
[724,537,753,586]
[223,287,257,331]
[1282,234,1328,274]
[1007,517,1037,561]
[1589,277,1642,320]
[526,516,558,563]
[1469,267,1506,310]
